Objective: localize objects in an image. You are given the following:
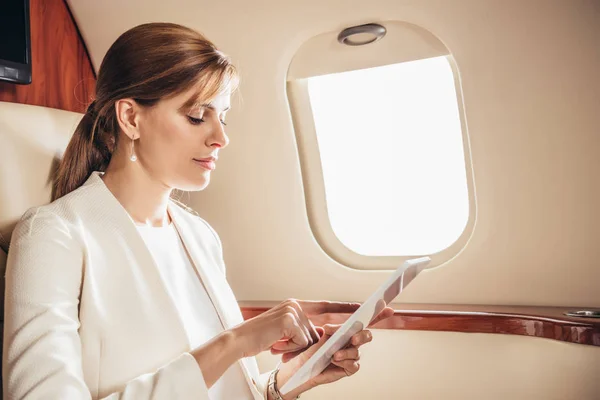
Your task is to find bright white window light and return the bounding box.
[307,56,469,256]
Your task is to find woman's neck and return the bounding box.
[101,163,172,227]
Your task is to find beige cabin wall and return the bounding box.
[67,0,600,307]
[257,331,600,399]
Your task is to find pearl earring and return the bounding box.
[130,138,137,162]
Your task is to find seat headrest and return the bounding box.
[0,102,83,253]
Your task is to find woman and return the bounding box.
[2,23,393,400]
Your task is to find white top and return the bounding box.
[137,223,253,400]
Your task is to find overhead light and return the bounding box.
[337,23,387,46]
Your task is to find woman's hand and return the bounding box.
[230,299,361,360]
[274,307,395,399]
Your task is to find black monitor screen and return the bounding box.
[0,0,28,64]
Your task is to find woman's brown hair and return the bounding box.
[51,22,238,201]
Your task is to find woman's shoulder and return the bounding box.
[19,185,85,227]
[15,201,73,231]
[9,204,78,255]
[10,187,87,251]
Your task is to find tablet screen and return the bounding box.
[279,256,431,394]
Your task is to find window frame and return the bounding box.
[286,55,476,270]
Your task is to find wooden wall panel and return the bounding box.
[0,0,95,113]
[240,302,600,347]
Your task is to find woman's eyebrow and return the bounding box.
[200,103,230,112]
[179,100,230,113]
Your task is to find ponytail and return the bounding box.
[51,100,115,201]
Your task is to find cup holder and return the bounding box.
[564,310,600,318]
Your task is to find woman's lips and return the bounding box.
[193,159,216,170]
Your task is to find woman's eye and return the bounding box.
[187,116,204,125]
[187,116,226,126]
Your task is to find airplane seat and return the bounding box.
[0,101,83,385]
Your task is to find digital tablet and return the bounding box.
[279,256,431,395]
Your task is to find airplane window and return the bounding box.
[306,56,469,256]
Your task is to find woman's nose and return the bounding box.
[209,119,229,149]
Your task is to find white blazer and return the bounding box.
[3,171,270,400]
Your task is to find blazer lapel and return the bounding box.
[168,203,264,400]
[167,203,237,328]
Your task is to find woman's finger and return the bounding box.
[322,324,341,336]
[368,307,395,326]
[271,340,301,352]
[333,347,360,361]
[350,329,373,346]
[285,300,320,345]
[279,325,329,363]
[316,326,325,338]
[304,317,320,345]
[280,312,311,351]
[331,359,360,375]
[312,364,349,385]
[282,304,314,348]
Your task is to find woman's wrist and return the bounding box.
[191,329,243,388]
